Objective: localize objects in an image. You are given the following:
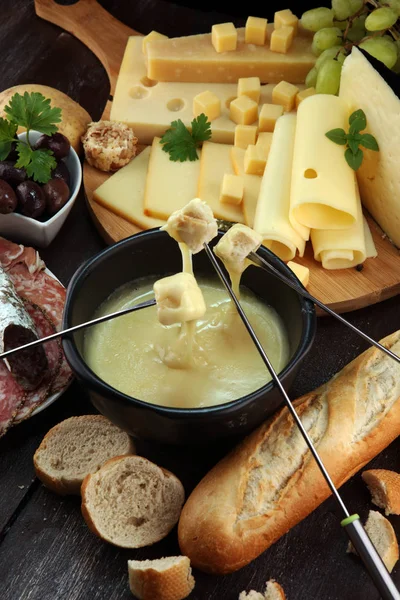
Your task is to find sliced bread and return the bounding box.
[81,455,185,548]
[128,556,195,600]
[239,580,286,600]
[348,510,399,573]
[34,414,135,495]
[362,469,400,516]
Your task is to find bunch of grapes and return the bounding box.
[301,0,400,95]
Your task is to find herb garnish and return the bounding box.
[325,108,379,171]
[160,114,212,162]
[0,92,62,183]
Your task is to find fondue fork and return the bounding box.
[204,242,400,600]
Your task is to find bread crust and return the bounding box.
[178,331,400,574]
[362,469,400,515]
[128,557,195,600]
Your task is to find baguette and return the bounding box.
[178,330,400,574]
[128,556,195,600]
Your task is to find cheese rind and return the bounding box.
[245,17,268,46]
[212,22,237,53]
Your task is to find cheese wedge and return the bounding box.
[230,146,261,227]
[93,147,165,230]
[144,137,200,220]
[340,47,400,247]
[290,94,358,231]
[145,26,315,83]
[197,142,244,223]
[287,261,309,287]
[253,113,305,262]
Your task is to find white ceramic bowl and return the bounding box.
[0,130,82,248]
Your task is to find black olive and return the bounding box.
[0,161,27,187]
[42,178,70,216]
[34,133,71,160]
[0,179,17,214]
[51,161,70,187]
[15,181,46,219]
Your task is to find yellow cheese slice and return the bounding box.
[197,142,244,223]
[364,217,378,259]
[144,137,201,220]
[339,47,400,247]
[287,261,309,287]
[111,37,294,146]
[93,147,165,230]
[290,94,358,231]
[230,146,261,227]
[145,26,315,83]
[253,113,305,262]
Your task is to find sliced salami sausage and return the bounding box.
[0,362,26,437]
[0,267,48,391]
[0,237,24,269]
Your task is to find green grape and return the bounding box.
[359,36,398,69]
[333,19,347,31]
[332,0,363,21]
[346,14,367,43]
[312,27,343,56]
[315,45,347,69]
[392,39,400,72]
[365,7,398,32]
[301,7,334,32]
[386,0,400,17]
[316,58,342,94]
[305,66,318,87]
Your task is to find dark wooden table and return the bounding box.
[1,1,400,599]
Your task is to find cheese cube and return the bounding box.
[234,124,258,149]
[230,96,258,125]
[237,77,261,103]
[161,198,218,254]
[287,261,310,287]
[245,16,268,45]
[259,103,284,132]
[142,30,168,54]
[256,132,273,159]
[220,173,244,205]
[270,26,295,54]
[295,87,316,108]
[212,22,237,53]
[193,90,221,121]
[272,81,299,112]
[274,9,298,34]
[244,145,266,176]
[153,272,206,326]
[214,223,263,274]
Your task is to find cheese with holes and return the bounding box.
[145,26,315,83]
[144,138,200,220]
[197,142,244,222]
[253,113,305,261]
[230,146,261,227]
[340,47,400,247]
[111,37,297,145]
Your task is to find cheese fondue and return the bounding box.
[83,276,289,409]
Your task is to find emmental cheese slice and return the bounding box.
[339,47,400,248]
[145,26,315,83]
[93,147,165,230]
[143,138,200,220]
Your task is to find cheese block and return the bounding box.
[144,137,200,220]
[290,94,358,231]
[230,146,261,227]
[145,26,315,83]
[111,37,298,145]
[93,147,165,230]
[197,142,244,223]
[253,113,305,261]
[339,47,400,248]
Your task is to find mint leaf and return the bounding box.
[325,128,347,145]
[345,147,363,171]
[4,92,61,135]
[347,133,362,155]
[349,109,366,131]
[0,117,18,160]
[359,133,379,151]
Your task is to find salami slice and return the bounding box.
[0,362,26,437]
[0,237,24,269]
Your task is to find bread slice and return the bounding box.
[348,510,399,573]
[34,415,135,495]
[128,556,195,600]
[362,469,400,515]
[81,455,185,548]
[239,580,286,600]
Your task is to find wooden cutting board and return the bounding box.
[35,0,400,314]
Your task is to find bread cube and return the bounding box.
[193,90,221,121]
[244,145,266,176]
[220,174,244,205]
[295,87,316,109]
[287,261,310,287]
[245,16,268,45]
[259,103,284,132]
[274,9,298,34]
[256,132,273,160]
[230,95,258,125]
[153,272,206,326]
[214,223,263,274]
[237,77,261,103]
[270,26,295,54]
[272,81,299,112]
[234,124,258,149]
[161,198,218,254]
[212,22,237,52]
[142,30,168,53]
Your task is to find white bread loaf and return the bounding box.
[348,510,399,573]
[128,556,195,600]
[362,469,400,515]
[178,330,400,574]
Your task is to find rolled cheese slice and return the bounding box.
[290,94,358,230]
[253,113,306,262]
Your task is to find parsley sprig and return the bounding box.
[0,92,62,183]
[325,109,379,171]
[160,114,211,162]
